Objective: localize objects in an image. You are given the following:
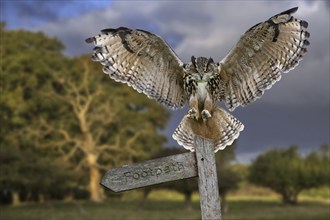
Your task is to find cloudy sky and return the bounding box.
[1,0,329,163]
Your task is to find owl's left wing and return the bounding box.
[218,7,310,111]
[86,27,186,109]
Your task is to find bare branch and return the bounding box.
[63,144,80,161]
[82,59,91,96]
[97,144,123,152]
[126,130,147,148]
[74,158,87,172]
[96,163,111,170]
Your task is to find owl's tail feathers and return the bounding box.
[172,116,196,152]
[172,107,244,152]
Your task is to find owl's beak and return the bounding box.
[199,73,203,80]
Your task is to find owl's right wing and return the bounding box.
[86,27,186,109]
[218,7,310,111]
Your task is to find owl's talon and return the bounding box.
[201,110,211,121]
[188,108,199,120]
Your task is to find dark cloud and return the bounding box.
[235,102,329,151]
[164,100,329,163]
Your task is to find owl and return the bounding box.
[85,7,309,152]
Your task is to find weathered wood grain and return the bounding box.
[195,136,222,220]
[101,152,197,192]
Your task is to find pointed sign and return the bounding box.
[101,152,197,192]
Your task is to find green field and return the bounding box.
[1,196,329,220]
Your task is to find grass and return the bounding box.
[1,195,329,220]
[226,200,330,220]
[0,200,197,220]
[1,187,329,220]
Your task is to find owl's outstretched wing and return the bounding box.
[86,27,186,109]
[219,7,310,111]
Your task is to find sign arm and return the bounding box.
[100,152,197,192]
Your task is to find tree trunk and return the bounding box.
[281,190,298,205]
[139,188,151,209]
[291,192,298,204]
[87,153,103,202]
[184,192,192,210]
[64,192,74,202]
[12,191,21,206]
[38,193,45,203]
[221,194,228,214]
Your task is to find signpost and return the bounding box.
[101,136,222,220]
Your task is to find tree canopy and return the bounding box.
[249,145,329,204]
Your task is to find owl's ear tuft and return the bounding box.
[85,37,95,44]
[191,56,197,68]
[101,27,131,34]
[279,7,298,16]
[207,57,214,66]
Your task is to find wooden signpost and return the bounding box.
[101,136,222,220]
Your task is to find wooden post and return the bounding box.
[195,136,222,220]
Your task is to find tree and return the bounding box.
[0,26,75,204]
[35,55,169,202]
[249,145,330,204]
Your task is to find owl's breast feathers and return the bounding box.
[185,75,220,111]
[196,81,208,103]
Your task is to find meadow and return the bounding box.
[1,188,329,220]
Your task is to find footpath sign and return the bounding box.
[101,136,222,220]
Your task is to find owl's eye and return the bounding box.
[192,68,198,74]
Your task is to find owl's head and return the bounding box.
[184,56,217,81]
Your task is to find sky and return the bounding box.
[1,0,329,163]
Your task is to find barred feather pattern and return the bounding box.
[173,107,244,152]
[219,7,310,111]
[213,108,244,151]
[172,115,195,151]
[85,27,186,109]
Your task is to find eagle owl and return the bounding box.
[86,7,310,152]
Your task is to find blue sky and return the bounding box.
[1,1,112,29]
[1,0,329,163]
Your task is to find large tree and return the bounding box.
[35,55,169,202]
[249,145,329,204]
